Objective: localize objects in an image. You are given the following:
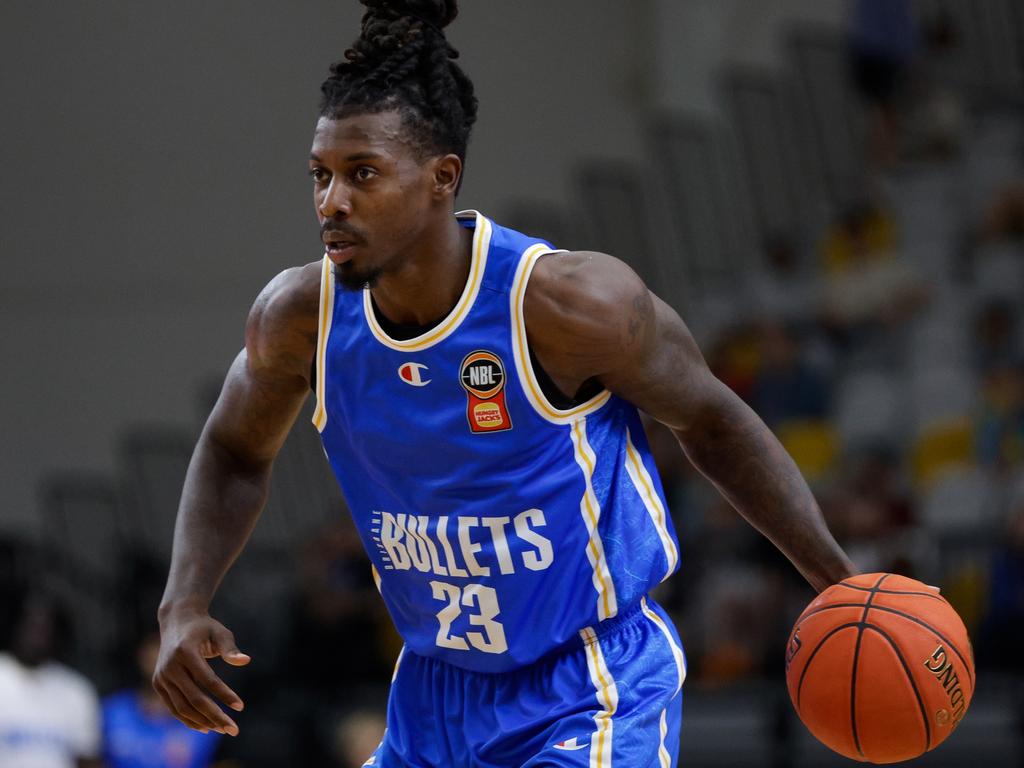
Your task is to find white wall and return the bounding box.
[652,0,850,115]
[0,0,853,534]
[0,1,655,533]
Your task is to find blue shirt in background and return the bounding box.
[102,691,221,768]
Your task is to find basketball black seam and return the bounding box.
[797,601,976,691]
[851,574,889,758]
[863,625,932,755]
[837,582,945,602]
[796,622,861,710]
[871,606,976,689]
[796,601,871,625]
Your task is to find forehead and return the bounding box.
[311,111,419,161]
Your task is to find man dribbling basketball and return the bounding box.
[152,2,857,764]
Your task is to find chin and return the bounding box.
[334,262,383,291]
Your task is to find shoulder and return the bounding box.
[247,261,322,339]
[526,250,646,315]
[245,261,322,377]
[524,250,654,361]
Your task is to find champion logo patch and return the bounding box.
[397,362,431,387]
[459,350,512,433]
[552,737,588,751]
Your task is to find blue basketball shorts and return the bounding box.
[363,596,687,767]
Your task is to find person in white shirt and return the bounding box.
[0,589,101,768]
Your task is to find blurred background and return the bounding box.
[1,0,1023,766]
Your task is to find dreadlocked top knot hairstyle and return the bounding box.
[320,0,478,165]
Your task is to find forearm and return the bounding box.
[158,433,270,619]
[674,386,857,592]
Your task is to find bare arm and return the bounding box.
[153,262,320,735]
[525,252,857,593]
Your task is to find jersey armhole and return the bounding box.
[311,256,335,432]
[509,244,613,424]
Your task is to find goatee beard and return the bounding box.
[333,262,383,291]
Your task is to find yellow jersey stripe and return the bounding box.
[580,626,618,768]
[570,419,618,621]
[312,255,336,432]
[509,244,612,424]
[624,428,679,581]
[362,211,490,351]
[641,597,686,695]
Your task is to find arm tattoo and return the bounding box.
[626,291,650,346]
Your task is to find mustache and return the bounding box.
[320,219,366,242]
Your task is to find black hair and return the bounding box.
[320,0,478,166]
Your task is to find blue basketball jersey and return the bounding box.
[313,210,680,673]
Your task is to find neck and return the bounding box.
[370,213,473,326]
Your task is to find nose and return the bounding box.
[318,177,352,219]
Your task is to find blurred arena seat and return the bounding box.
[834,369,907,449]
[776,420,841,483]
[911,417,975,486]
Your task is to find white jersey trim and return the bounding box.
[362,210,491,351]
[641,596,687,696]
[624,428,679,582]
[510,244,612,424]
[312,255,337,432]
[571,418,618,621]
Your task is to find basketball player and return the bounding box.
[153,2,857,764]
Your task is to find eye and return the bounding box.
[309,167,329,184]
[354,166,378,182]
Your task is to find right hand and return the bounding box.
[153,608,251,735]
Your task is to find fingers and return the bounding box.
[204,626,252,668]
[154,679,211,734]
[223,650,252,667]
[191,659,245,713]
[169,672,240,736]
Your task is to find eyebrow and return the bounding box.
[308,151,385,162]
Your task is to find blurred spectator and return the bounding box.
[745,236,819,327]
[707,324,761,404]
[980,477,1024,670]
[975,363,1024,471]
[0,588,101,768]
[820,204,929,355]
[821,203,897,274]
[279,518,395,764]
[973,301,1019,374]
[101,632,221,768]
[826,447,920,574]
[332,709,386,768]
[848,0,918,169]
[979,183,1024,244]
[750,322,828,429]
[284,518,395,695]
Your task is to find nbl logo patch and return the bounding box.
[459,350,512,433]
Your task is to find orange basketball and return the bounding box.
[785,573,975,764]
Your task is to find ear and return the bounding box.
[431,154,463,199]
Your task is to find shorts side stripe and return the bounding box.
[658,709,671,768]
[624,427,678,581]
[641,597,687,695]
[571,419,618,620]
[580,627,619,768]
